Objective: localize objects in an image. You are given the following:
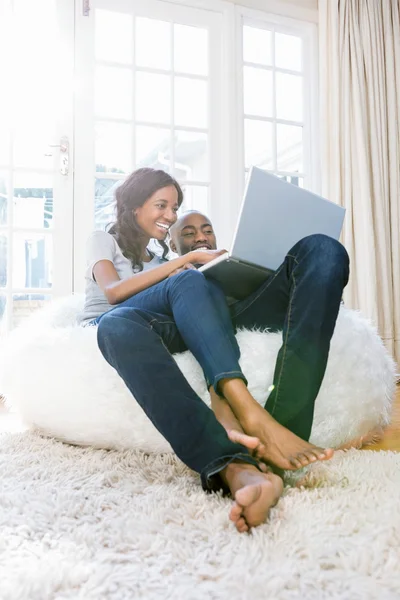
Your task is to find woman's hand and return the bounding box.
[188,249,228,266]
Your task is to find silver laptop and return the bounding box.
[199,167,345,299]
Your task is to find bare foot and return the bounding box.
[221,462,283,532]
[240,403,334,471]
[337,426,385,450]
[210,389,268,467]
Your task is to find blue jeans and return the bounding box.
[208,234,349,440]
[95,268,259,492]
[95,234,349,489]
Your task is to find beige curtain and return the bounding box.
[319,0,400,365]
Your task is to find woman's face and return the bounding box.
[135,185,180,240]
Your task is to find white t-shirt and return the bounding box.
[77,230,165,325]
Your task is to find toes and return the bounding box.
[229,501,244,523]
[228,430,261,451]
[289,456,303,469]
[296,453,313,467]
[236,517,249,533]
[316,447,334,460]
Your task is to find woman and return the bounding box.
[78,168,328,532]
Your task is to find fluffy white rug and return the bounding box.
[1,431,399,600]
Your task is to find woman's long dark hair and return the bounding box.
[108,168,183,270]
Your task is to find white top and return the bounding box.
[77,230,165,325]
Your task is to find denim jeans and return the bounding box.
[95,268,260,492]
[208,234,350,440]
[95,233,349,489]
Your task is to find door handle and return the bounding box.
[45,136,69,175]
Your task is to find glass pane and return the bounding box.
[279,175,303,187]
[181,185,208,214]
[277,124,303,173]
[244,119,274,170]
[13,122,56,170]
[13,294,52,329]
[12,0,66,127]
[136,72,170,124]
[95,9,133,64]
[243,26,272,66]
[173,131,208,181]
[0,122,9,166]
[174,24,208,76]
[95,122,133,174]
[95,66,133,120]
[275,33,302,72]
[13,173,53,229]
[13,233,53,289]
[0,173,8,225]
[243,67,273,118]
[0,294,6,338]
[136,18,170,70]
[0,235,7,287]
[94,177,121,230]
[175,77,208,128]
[135,126,170,169]
[276,73,303,122]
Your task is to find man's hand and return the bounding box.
[168,262,197,278]
[188,248,228,265]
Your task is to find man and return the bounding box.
[169,210,350,465]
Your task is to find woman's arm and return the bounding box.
[93,249,225,305]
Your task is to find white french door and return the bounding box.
[0,0,74,336]
[73,0,226,292]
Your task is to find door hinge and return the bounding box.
[83,0,90,17]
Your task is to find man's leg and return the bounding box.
[105,269,332,471]
[231,234,350,440]
[97,278,283,531]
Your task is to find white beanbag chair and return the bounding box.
[0,295,396,452]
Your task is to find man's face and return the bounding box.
[170,212,217,256]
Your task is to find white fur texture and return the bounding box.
[0,295,396,451]
[1,432,400,600]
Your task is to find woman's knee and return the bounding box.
[169,267,207,289]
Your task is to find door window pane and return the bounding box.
[243,26,272,66]
[0,294,6,339]
[13,233,53,289]
[244,119,274,170]
[95,10,133,64]
[0,235,7,287]
[0,173,8,225]
[13,174,53,229]
[95,122,133,174]
[136,18,171,70]
[243,67,273,118]
[13,122,56,170]
[181,185,208,214]
[95,66,133,120]
[136,72,170,124]
[175,77,208,128]
[135,126,170,169]
[277,124,303,173]
[13,294,52,329]
[276,73,303,122]
[174,24,208,76]
[174,131,208,181]
[0,123,9,166]
[275,33,302,72]
[94,177,121,230]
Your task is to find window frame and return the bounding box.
[234,5,320,211]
